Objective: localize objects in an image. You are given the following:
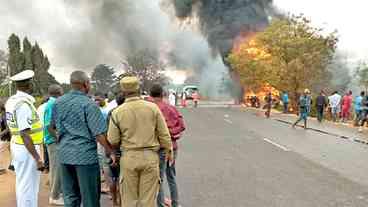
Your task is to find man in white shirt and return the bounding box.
[328,91,342,122]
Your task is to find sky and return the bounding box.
[274,0,368,62]
[0,0,367,83]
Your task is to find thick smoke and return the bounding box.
[61,0,233,98]
[169,0,273,59]
[0,0,269,98]
[60,0,172,68]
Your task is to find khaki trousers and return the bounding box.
[121,150,160,207]
[47,143,63,199]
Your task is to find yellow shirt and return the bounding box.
[107,97,172,153]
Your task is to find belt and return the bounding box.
[11,139,42,145]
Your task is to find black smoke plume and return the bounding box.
[170,0,273,58]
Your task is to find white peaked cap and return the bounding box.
[10,70,35,82]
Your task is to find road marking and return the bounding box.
[263,138,290,151]
[224,119,233,124]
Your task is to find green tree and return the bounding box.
[30,43,58,95]
[228,14,338,108]
[8,34,24,76]
[0,50,8,82]
[124,50,167,92]
[6,34,59,96]
[91,64,116,94]
[23,37,33,71]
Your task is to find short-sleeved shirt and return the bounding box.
[316,95,327,107]
[355,96,363,111]
[37,103,47,125]
[43,97,56,145]
[5,91,35,132]
[52,90,107,165]
[107,97,172,153]
[329,94,341,108]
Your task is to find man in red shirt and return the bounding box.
[341,90,353,122]
[149,84,185,207]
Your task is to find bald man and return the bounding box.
[52,71,116,207]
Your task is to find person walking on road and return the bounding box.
[316,91,327,122]
[282,91,289,113]
[359,94,368,132]
[192,91,200,108]
[169,91,176,106]
[5,70,44,207]
[341,91,353,123]
[354,91,365,126]
[328,91,342,122]
[292,89,312,129]
[44,84,64,205]
[264,92,272,118]
[150,84,186,207]
[107,76,173,207]
[52,71,117,207]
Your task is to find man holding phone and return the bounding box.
[6,70,44,207]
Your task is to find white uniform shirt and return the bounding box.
[36,103,47,125]
[328,94,342,108]
[5,91,35,131]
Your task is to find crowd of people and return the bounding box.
[271,89,368,131]
[1,69,186,207]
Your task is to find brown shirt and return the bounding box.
[107,97,172,153]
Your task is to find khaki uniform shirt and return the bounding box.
[107,97,172,154]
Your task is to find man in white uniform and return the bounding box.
[6,70,44,207]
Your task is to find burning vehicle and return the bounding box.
[182,85,199,100]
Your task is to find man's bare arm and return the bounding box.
[97,134,117,165]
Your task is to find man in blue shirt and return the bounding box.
[52,71,116,207]
[354,91,365,126]
[292,89,312,129]
[44,84,64,205]
[282,91,289,113]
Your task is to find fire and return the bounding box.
[244,84,280,105]
[164,70,189,85]
[232,33,271,61]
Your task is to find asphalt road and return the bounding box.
[2,107,368,207]
[175,107,368,207]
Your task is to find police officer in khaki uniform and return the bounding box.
[108,76,173,207]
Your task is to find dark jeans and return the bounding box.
[283,103,288,113]
[43,144,49,171]
[158,149,179,207]
[360,110,368,126]
[317,106,324,122]
[60,163,101,207]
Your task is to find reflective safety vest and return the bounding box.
[6,98,43,145]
